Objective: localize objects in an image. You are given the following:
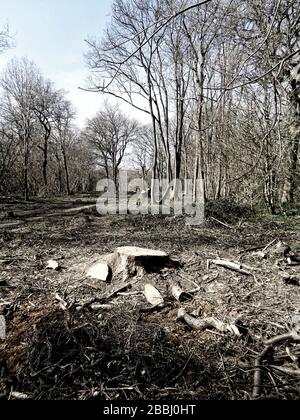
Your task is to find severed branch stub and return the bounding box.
[177,308,241,336]
[170,282,193,302]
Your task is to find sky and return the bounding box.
[0,0,117,127]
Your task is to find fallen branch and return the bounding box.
[239,239,277,255]
[177,271,201,292]
[78,283,132,310]
[0,257,25,265]
[203,272,219,284]
[117,291,143,297]
[209,217,234,229]
[253,332,300,399]
[207,259,252,276]
[177,308,241,336]
[0,301,11,308]
[90,304,113,311]
[269,365,300,377]
[262,239,278,253]
[184,277,201,294]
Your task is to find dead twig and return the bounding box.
[239,239,277,255]
[78,283,132,310]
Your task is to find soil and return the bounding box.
[0,196,300,400]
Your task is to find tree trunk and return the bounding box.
[23,135,29,201]
[281,118,300,205]
[148,82,159,206]
[42,129,51,193]
[281,60,300,204]
[62,148,71,195]
[215,158,222,200]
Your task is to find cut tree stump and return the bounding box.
[114,246,169,280]
[86,247,170,282]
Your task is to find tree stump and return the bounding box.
[114,247,169,280]
[86,247,169,282]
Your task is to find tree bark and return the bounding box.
[62,147,71,195]
[23,134,30,201]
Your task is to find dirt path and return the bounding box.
[0,203,97,230]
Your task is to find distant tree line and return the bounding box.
[0,55,143,199]
[85,0,300,213]
[1,0,300,215]
[0,57,93,198]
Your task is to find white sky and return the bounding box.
[0,0,148,128]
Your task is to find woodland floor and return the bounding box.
[0,195,300,400]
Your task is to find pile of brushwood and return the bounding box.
[0,294,207,400]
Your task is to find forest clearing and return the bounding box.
[0,196,300,400]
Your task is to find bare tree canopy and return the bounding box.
[82,101,139,183]
[0,25,12,54]
[83,0,300,210]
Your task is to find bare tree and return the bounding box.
[0,119,17,192]
[52,99,76,195]
[83,102,138,187]
[0,58,38,200]
[85,0,208,200]
[33,79,65,194]
[132,125,154,178]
